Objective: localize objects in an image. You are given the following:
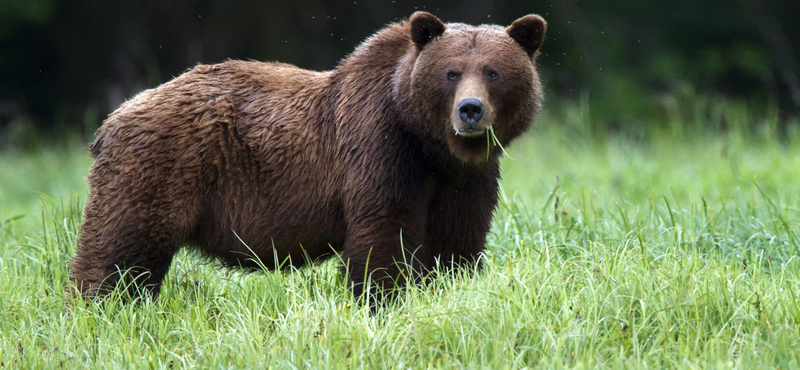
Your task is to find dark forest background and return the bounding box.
[1,0,798,138]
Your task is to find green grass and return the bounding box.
[1,105,799,368]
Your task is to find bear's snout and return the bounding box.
[451,74,494,138]
[454,97,490,137]
[457,98,485,128]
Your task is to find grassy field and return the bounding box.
[1,104,799,368]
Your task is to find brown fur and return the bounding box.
[70,12,547,301]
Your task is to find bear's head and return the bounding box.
[393,12,546,163]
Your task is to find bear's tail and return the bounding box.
[88,124,112,158]
[88,135,103,158]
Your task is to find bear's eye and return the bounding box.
[447,71,461,81]
[485,69,500,81]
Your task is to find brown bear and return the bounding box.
[70,12,547,302]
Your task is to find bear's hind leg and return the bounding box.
[70,171,199,301]
[70,200,186,301]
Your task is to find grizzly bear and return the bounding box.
[70,12,547,302]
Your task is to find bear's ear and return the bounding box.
[409,11,446,50]
[506,14,547,57]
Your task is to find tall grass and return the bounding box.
[1,101,799,368]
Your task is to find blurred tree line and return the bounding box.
[1,0,798,136]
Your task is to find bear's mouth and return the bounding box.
[454,128,486,137]
[446,128,493,163]
[452,130,489,148]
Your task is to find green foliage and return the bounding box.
[1,102,800,368]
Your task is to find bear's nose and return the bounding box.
[458,98,485,127]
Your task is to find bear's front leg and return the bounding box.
[342,214,429,303]
[340,167,435,304]
[426,164,500,273]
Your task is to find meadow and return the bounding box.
[1,102,799,369]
